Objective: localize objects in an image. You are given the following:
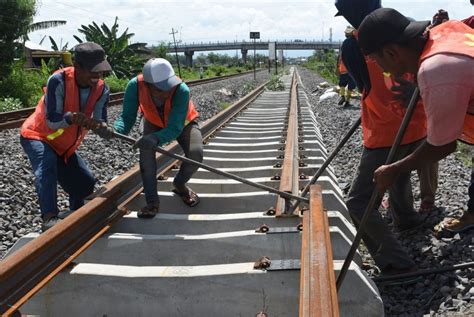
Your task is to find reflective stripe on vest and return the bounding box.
[361,58,427,148]
[20,67,105,160]
[420,20,474,144]
[137,75,199,128]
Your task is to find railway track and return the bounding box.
[0,69,266,131]
[0,68,384,316]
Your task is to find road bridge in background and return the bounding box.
[169,40,341,66]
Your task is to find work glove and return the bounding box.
[133,134,160,150]
[92,122,115,140]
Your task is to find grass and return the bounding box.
[455,141,473,167]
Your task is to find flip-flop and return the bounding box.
[439,217,474,233]
[418,201,439,213]
[172,187,200,207]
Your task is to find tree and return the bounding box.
[74,17,148,78]
[151,42,171,59]
[0,0,36,80]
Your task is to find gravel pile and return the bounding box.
[0,71,269,259]
[297,66,473,317]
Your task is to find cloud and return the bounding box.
[30,0,472,56]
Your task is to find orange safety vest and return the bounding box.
[360,58,427,148]
[21,67,105,160]
[419,20,474,144]
[137,75,199,128]
[338,56,348,74]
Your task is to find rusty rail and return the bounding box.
[276,71,300,215]
[299,185,339,317]
[0,83,268,316]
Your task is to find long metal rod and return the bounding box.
[113,132,309,204]
[373,261,474,283]
[336,88,420,290]
[290,116,361,213]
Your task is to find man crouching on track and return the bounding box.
[114,58,203,218]
[20,42,115,231]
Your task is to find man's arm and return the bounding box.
[113,77,139,135]
[45,73,71,130]
[341,37,370,93]
[374,140,456,193]
[92,84,110,122]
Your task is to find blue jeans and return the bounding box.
[20,137,96,216]
[140,120,203,205]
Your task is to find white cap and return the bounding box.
[143,58,182,91]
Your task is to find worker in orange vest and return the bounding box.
[20,42,114,231]
[114,58,203,218]
[334,0,434,281]
[359,8,474,233]
[336,26,357,108]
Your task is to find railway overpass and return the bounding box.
[169,40,341,66]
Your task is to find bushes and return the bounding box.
[0,97,23,112]
[104,76,128,93]
[266,75,285,91]
[0,60,48,108]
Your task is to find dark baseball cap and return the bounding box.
[73,42,112,72]
[358,8,430,55]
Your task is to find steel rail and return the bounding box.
[289,117,361,213]
[276,71,300,215]
[0,82,268,315]
[299,185,339,316]
[0,70,265,131]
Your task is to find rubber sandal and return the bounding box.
[172,186,200,207]
[439,217,474,233]
[137,204,159,219]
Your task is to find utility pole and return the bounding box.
[250,31,260,81]
[170,28,182,78]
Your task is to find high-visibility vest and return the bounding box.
[361,58,427,148]
[338,56,348,74]
[21,67,105,160]
[137,75,199,128]
[419,20,474,144]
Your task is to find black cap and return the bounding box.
[358,8,430,55]
[73,42,112,72]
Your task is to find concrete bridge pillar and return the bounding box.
[241,48,248,64]
[185,50,194,67]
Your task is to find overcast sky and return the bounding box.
[29,0,473,58]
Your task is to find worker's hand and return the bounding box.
[92,122,115,140]
[392,78,417,105]
[133,134,160,150]
[68,112,96,129]
[373,164,400,194]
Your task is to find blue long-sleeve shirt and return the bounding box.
[45,72,109,130]
[114,77,192,146]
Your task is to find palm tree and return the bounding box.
[22,20,66,42]
[74,17,148,78]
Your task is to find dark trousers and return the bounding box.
[20,136,96,216]
[140,120,203,205]
[346,141,423,271]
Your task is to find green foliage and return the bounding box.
[0,60,49,107]
[151,43,171,59]
[219,102,231,110]
[303,50,338,84]
[104,76,129,93]
[266,75,285,91]
[0,97,23,112]
[242,83,255,95]
[0,0,36,80]
[74,17,148,78]
[455,141,474,167]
